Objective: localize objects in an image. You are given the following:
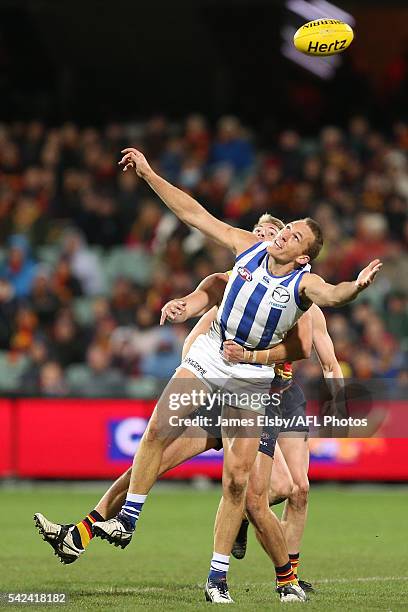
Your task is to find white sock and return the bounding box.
[210,552,230,576]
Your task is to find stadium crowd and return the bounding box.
[0,116,406,397]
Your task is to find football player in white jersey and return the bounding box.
[91,148,380,603]
[72,149,382,603]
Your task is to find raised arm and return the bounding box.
[299,259,382,308]
[119,148,257,254]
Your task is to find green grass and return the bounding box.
[1,484,407,610]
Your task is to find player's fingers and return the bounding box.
[160,308,170,324]
[119,153,132,164]
[121,148,138,154]
[368,258,381,270]
[118,155,129,165]
[369,264,382,279]
[224,346,239,362]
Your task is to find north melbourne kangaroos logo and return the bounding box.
[237,267,252,282]
[272,286,290,303]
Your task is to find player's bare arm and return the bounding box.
[299,259,382,308]
[310,303,349,436]
[310,304,343,383]
[160,272,228,325]
[119,148,257,255]
[222,310,313,365]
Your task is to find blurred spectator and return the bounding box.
[0,279,17,348]
[62,228,105,295]
[127,199,162,248]
[51,257,82,303]
[337,213,399,280]
[39,361,68,397]
[1,234,37,298]
[383,292,408,341]
[70,344,125,398]
[110,278,141,326]
[211,116,254,173]
[29,267,60,328]
[19,339,49,395]
[51,312,86,368]
[134,305,183,379]
[185,114,210,162]
[11,306,38,352]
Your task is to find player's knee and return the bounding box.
[297,477,309,502]
[224,470,249,505]
[290,477,309,508]
[144,419,160,443]
[272,477,294,502]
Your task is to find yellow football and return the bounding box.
[293,19,354,56]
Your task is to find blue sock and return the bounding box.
[209,552,230,581]
[121,493,147,529]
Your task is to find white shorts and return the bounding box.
[177,333,276,415]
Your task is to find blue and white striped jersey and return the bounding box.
[210,241,311,350]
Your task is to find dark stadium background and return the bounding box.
[0,0,406,482]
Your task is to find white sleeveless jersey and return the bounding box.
[210,241,311,350]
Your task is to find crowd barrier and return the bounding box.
[0,399,407,480]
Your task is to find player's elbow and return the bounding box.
[322,362,335,376]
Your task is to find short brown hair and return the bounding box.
[302,217,324,261]
[254,214,284,230]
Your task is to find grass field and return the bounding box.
[1,484,407,610]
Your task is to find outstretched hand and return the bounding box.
[355,259,382,290]
[160,300,187,325]
[118,148,152,179]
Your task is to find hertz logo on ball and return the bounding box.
[294,19,354,56]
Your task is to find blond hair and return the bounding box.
[255,214,284,230]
